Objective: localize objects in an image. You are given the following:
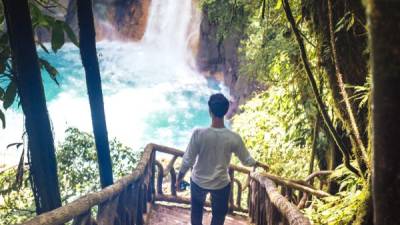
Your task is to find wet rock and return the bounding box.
[196,7,265,115]
[37,0,151,41]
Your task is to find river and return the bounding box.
[0,0,229,166]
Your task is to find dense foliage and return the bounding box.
[232,90,313,179]
[201,0,372,224]
[0,0,377,224]
[304,165,370,225]
[0,128,140,224]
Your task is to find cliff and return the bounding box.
[70,0,151,40]
[36,0,261,113]
[37,0,151,41]
[196,7,264,115]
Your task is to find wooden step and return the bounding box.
[148,204,250,225]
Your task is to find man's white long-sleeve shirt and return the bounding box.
[180,127,256,190]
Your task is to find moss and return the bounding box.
[304,165,372,225]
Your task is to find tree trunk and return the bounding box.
[308,116,320,175]
[2,0,62,214]
[302,0,370,174]
[282,0,361,177]
[77,0,114,188]
[369,1,400,224]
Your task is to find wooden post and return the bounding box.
[170,169,177,196]
[228,168,235,213]
[233,179,242,209]
[155,161,164,195]
[135,182,144,225]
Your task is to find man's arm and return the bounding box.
[234,136,257,167]
[235,136,269,171]
[176,130,200,190]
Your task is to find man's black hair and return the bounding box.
[208,93,229,118]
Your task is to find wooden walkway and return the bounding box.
[18,144,316,225]
[148,204,250,225]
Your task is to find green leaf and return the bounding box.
[63,23,79,46]
[295,15,302,24]
[38,42,50,54]
[29,3,42,27]
[0,87,4,100]
[15,148,25,189]
[0,32,9,44]
[346,14,355,31]
[51,22,65,52]
[3,81,17,109]
[274,0,282,10]
[0,109,5,128]
[39,58,59,85]
[335,12,351,33]
[30,2,55,29]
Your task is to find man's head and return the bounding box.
[208,93,229,118]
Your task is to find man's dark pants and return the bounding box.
[190,180,231,225]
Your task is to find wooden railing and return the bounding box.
[19,144,157,225]
[150,143,259,213]
[18,143,329,225]
[249,172,331,225]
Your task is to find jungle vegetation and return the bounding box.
[0,0,399,224]
[201,0,397,224]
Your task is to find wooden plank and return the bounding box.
[154,194,248,214]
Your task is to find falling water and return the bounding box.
[143,0,200,65]
[0,0,227,166]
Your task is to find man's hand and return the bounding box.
[176,170,186,192]
[175,179,182,192]
[255,161,269,172]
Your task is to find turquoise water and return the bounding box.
[35,42,227,151]
[0,42,226,165]
[0,0,227,165]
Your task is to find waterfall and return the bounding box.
[142,0,201,68]
[0,0,222,166]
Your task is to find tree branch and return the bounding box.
[281,0,361,177]
[309,115,320,175]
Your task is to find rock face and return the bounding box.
[36,0,151,41]
[94,0,151,41]
[196,8,264,115]
[63,0,151,41]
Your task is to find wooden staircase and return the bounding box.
[147,204,250,225]
[17,144,330,225]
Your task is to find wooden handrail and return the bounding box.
[18,143,326,225]
[151,143,267,173]
[305,170,332,183]
[150,143,260,212]
[17,143,263,225]
[260,173,331,198]
[249,172,312,225]
[18,144,156,225]
[151,143,184,157]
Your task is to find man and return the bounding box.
[176,93,267,225]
